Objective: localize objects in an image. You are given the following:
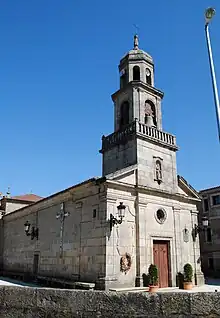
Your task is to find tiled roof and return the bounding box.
[11,194,43,202]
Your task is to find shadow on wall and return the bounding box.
[176,272,184,289]
[142,273,150,287]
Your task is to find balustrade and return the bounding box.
[101,120,177,151]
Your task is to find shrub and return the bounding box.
[148,264,158,286]
[183,263,193,282]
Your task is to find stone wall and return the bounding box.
[4,201,29,214]
[137,138,178,193]
[104,181,203,289]
[0,286,219,317]
[199,188,220,275]
[2,179,107,285]
[102,137,137,176]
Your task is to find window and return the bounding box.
[155,160,162,182]
[120,101,129,129]
[212,195,220,206]
[93,209,96,218]
[133,66,140,81]
[146,68,152,85]
[204,198,209,212]
[205,228,212,243]
[208,258,214,270]
[155,209,167,224]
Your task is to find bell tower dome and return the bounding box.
[100,35,178,194]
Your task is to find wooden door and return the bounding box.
[153,241,169,288]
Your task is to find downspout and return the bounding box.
[172,207,178,277]
[191,210,197,285]
[135,168,141,286]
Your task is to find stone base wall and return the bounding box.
[0,286,220,317]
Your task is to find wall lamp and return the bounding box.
[24,221,39,240]
[110,202,126,231]
[193,216,209,238]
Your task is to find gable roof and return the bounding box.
[178,175,200,199]
[11,194,43,202]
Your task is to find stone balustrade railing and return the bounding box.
[137,122,176,146]
[101,120,177,152]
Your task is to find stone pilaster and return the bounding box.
[191,210,205,286]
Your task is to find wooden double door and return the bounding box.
[153,240,169,288]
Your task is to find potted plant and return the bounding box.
[183,263,193,290]
[148,264,159,293]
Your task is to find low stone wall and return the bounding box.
[0,286,219,317]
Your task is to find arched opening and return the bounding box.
[133,66,140,81]
[120,69,127,88]
[120,101,129,129]
[144,100,157,126]
[146,68,152,85]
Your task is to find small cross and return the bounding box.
[133,24,140,35]
[56,202,69,257]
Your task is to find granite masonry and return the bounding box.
[0,286,220,317]
[0,35,204,290]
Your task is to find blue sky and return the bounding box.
[0,0,220,197]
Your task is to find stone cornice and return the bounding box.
[105,179,201,204]
[111,81,164,101]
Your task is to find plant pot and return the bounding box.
[183,282,193,290]
[149,285,159,293]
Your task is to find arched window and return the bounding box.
[144,100,157,126]
[155,160,162,181]
[133,66,140,81]
[120,101,129,129]
[146,68,152,85]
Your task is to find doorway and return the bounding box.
[153,240,170,288]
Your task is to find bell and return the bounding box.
[145,115,155,127]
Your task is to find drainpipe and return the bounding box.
[191,210,197,285]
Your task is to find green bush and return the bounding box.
[148,264,158,286]
[183,263,193,282]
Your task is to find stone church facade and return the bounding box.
[0,36,204,290]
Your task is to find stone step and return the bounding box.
[109,287,148,293]
[73,282,95,290]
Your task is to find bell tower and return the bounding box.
[113,35,163,132]
[100,35,179,193]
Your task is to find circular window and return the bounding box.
[155,209,167,224]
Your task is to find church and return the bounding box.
[0,35,204,290]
